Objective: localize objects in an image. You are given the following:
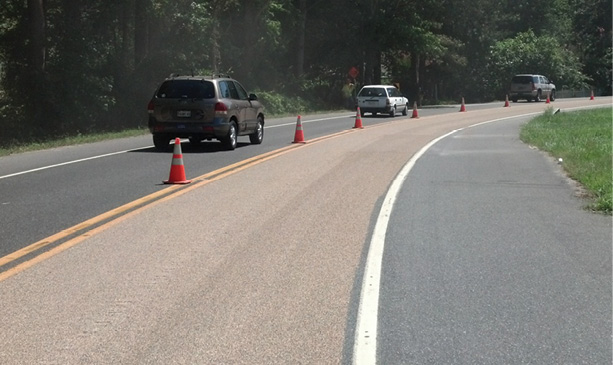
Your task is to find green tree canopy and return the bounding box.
[0,0,610,145]
[488,30,588,96]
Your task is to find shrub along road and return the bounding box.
[0,98,610,363]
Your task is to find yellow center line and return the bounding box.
[0,127,362,282]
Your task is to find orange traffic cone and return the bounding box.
[590,90,595,100]
[411,101,419,118]
[504,95,510,107]
[353,107,363,129]
[459,97,466,112]
[292,115,306,143]
[164,138,191,184]
[546,95,550,104]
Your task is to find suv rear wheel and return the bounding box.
[189,137,202,145]
[153,134,171,151]
[534,91,541,102]
[223,121,238,150]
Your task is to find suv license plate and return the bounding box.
[177,110,191,118]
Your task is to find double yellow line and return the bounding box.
[0,129,357,282]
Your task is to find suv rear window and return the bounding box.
[511,76,533,84]
[358,87,386,97]
[156,80,215,99]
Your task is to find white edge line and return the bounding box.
[352,128,460,365]
[267,115,352,128]
[0,149,136,180]
[350,109,569,364]
[0,115,350,180]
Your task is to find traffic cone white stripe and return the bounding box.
[292,115,306,143]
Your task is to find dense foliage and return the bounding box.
[0,0,610,145]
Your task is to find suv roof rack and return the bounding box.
[166,73,232,79]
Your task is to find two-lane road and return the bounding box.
[0,98,610,364]
[0,104,505,265]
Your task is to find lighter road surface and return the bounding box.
[1,98,611,364]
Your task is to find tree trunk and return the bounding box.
[27,0,45,75]
[211,16,221,73]
[240,0,264,82]
[119,1,131,69]
[27,0,46,129]
[134,0,149,67]
[362,0,381,84]
[295,0,307,77]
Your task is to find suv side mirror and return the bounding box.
[249,93,258,101]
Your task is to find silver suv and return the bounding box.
[356,85,410,117]
[509,74,556,102]
[147,75,265,151]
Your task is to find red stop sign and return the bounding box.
[348,67,359,79]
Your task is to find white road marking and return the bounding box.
[352,129,460,364]
[351,110,567,364]
[266,115,352,128]
[0,116,350,180]
[0,149,137,180]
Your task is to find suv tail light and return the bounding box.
[215,102,228,115]
[147,101,154,114]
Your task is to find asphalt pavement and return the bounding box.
[0,99,610,364]
[379,115,612,364]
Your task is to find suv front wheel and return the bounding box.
[249,117,264,144]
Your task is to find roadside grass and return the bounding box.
[520,107,612,214]
[0,128,150,157]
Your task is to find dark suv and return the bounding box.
[147,75,265,151]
